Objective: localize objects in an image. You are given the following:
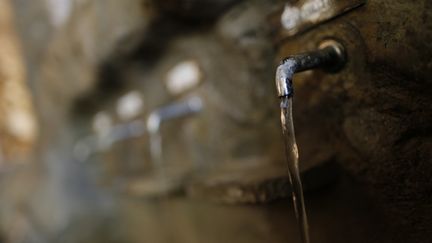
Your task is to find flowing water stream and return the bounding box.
[149,129,164,176]
[280,96,310,243]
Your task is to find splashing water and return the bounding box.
[280,96,310,243]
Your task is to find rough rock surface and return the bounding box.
[0,0,431,242]
[276,0,432,240]
[0,0,37,165]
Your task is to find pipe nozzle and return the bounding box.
[275,40,346,98]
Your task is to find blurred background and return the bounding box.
[0,0,431,242]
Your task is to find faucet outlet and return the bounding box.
[275,40,346,98]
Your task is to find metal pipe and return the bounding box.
[275,40,346,98]
[146,96,203,134]
[147,96,203,170]
[73,96,203,163]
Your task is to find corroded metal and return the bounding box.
[276,40,346,97]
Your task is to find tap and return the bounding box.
[73,120,146,162]
[73,96,203,163]
[146,96,204,135]
[275,40,346,98]
[147,96,203,170]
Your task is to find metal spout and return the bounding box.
[146,96,203,135]
[146,96,203,169]
[73,96,203,162]
[275,40,346,98]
